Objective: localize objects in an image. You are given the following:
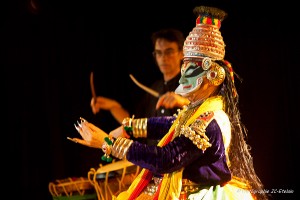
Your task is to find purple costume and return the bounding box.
[126,116,231,186]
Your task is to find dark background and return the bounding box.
[4,0,298,199]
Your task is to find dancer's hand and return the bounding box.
[68,117,108,148]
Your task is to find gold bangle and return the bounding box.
[116,138,126,158]
[120,140,133,159]
[111,137,133,159]
[132,118,147,138]
[111,137,122,156]
[141,118,147,138]
[133,119,140,138]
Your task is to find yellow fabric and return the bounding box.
[227,176,251,190]
[114,96,224,200]
[158,169,183,200]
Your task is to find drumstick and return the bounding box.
[129,74,160,98]
[90,71,97,103]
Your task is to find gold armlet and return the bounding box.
[111,137,133,159]
[132,118,147,138]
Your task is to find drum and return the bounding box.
[49,176,97,200]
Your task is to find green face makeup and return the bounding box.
[175,61,207,96]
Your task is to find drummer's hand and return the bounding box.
[156,91,190,109]
[90,96,122,114]
[68,117,108,148]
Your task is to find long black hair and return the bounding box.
[216,60,269,200]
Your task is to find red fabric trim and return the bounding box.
[128,171,153,200]
[153,181,162,200]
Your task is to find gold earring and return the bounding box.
[206,63,225,86]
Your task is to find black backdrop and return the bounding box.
[4,0,298,199]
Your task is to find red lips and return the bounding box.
[183,85,192,89]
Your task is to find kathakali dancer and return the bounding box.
[69,5,269,200]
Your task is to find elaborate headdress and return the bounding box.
[183,6,227,61]
[175,6,232,91]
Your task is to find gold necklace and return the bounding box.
[175,105,199,136]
